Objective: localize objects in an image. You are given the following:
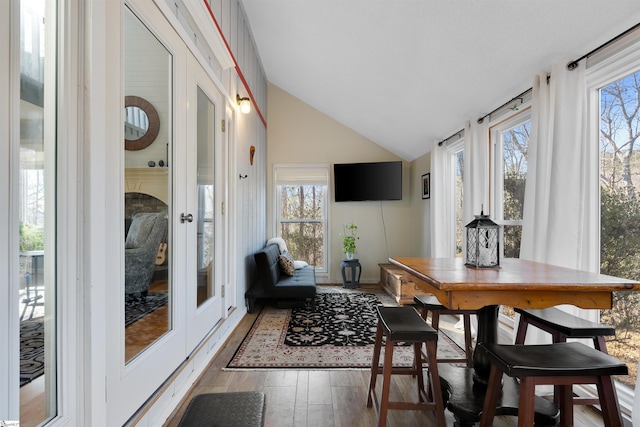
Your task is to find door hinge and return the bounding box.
[221,201,225,215]
[221,284,225,297]
[221,119,225,132]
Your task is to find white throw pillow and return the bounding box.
[293,260,308,269]
[266,237,288,254]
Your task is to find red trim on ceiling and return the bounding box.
[203,0,267,128]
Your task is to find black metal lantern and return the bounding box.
[465,210,500,268]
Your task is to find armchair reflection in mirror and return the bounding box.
[125,212,167,298]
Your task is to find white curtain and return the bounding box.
[430,141,452,257]
[519,59,599,337]
[463,119,489,337]
[429,119,488,258]
[463,119,490,226]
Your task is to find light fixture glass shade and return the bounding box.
[239,98,251,114]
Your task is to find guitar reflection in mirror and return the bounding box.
[156,242,167,265]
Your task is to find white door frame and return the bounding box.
[2,0,82,424]
[1,0,19,419]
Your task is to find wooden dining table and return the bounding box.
[389,257,640,426]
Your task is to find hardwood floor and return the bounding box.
[18,283,608,426]
[19,376,46,427]
[126,279,171,361]
[162,284,608,427]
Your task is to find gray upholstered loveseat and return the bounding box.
[125,212,167,297]
[245,243,316,313]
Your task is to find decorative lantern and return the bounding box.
[465,210,500,268]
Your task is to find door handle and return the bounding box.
[180,213,193,223]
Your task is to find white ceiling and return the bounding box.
[241,1,640,161]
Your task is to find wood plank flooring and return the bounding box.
[162,284,607,427]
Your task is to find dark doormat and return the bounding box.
[178,391,265,427]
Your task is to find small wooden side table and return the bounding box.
[340,259,361,289]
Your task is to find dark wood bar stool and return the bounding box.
[413,295,476,367]
[478,342,628,427]
[367,306,446,427]
[515,307,615,405]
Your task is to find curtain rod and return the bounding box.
[437,129,464,146]
[477,88,532,124]
[567,22,640,70]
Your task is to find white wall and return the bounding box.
[266,84,421,283]
[123,9,170,168]
[235,104,268,296]
[410,151,432,257]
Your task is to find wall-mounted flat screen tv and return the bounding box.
[334,161,402,202]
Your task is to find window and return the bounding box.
[597,69,640,390]
[453,149,465,257]
[490,109,530,323]
[491,110,531,259]
[452,146,465,257]
[274,166,329,272]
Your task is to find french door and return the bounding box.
[106,4,185,424]
[183,54,225,349]
[106,2,225,424]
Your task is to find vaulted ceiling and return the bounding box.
[241,0,640,161]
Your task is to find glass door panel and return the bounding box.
[185,57,223,349]
[196,87,215,307]
[19,0,57,425]
[123,6,172,363]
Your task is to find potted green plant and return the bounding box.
[342,223,358,260]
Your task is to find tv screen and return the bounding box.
[334,161,402,202]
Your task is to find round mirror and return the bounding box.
[125,106,149,139]
[124,95,160,151]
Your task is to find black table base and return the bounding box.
[439,364,559,426]
[437,305,559,426]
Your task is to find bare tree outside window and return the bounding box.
[454,150,464,256]
[494,117,530,321]
[279,185,325,268]
[501,122,529,258]
[599,71,640,388]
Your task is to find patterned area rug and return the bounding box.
[284,293,381,346]
[125,293,168,327]
[226,292,466,369]
[20,317,44,386]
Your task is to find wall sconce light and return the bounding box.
[236,94,251,114]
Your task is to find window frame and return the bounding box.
[4,0,83,423]
[446,139,465,258]
[585,38,640,418]
[489,106,531,261]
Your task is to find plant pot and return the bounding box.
[346,252,354,260]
